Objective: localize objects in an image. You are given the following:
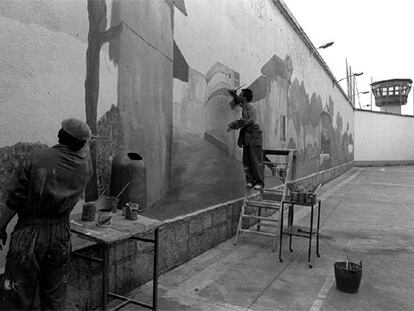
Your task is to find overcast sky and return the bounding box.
[282,0,414,115]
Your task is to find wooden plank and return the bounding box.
[246,200,280,209]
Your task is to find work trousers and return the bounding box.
[1,220,71,310]
[242,131,264,186]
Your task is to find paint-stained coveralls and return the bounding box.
[1,144,92,310]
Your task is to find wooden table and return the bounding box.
[70,213,164,311]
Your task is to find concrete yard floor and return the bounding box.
[108,166,414,311]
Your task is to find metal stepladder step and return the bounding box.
[233,148,296,252]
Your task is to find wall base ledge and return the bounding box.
[354,160,414,167]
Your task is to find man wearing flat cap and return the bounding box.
[0,118,92,310]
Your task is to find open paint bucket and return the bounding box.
[125,202,139,220]
[96,210,113,227]
[82,202,96,221]
[105,196,119,213]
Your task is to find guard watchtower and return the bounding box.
[371,78,412,114]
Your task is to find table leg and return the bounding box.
[308,205,314,269]
[103,244,109,310]
[316,201,321,257]
[279,202,284,262]
[153,228,159,311]
[288,204,293,252]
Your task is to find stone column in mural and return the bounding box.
[84,0,122,201]
[115,0,174,207]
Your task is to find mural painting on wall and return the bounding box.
[84,0,122,201]
[287,83,353,177]
[204,63,241,158]
[96,105,124,196]
[0,0,355,212]
[174,41,241,156]
[173,33,353,179]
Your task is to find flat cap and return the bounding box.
[61,118,92,141]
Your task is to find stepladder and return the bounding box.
[233,148,296,252]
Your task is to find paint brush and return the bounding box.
[234,83,247,92]
[116,182,131,199]
[314,183,322,194]
[227,83,247,96]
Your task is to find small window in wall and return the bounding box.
[280,115,286,141]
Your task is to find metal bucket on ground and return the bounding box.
[334,261,362,293]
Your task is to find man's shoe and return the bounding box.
[246,183,253,188]
[254,184,263,190]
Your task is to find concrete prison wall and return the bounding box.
[0,0,354,212]
[354,109,414,166]
[0,0,358,308]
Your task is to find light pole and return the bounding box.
[337,72,363,83]
[310,41,334,57]
[352,91,369,108]
[333,72,364,105]
[318,42,334,49]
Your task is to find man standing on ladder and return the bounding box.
[228,88,264,190]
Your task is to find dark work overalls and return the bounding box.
[1,144,91,310]
[238,123,264,187]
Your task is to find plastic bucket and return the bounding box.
[334,262,362,293]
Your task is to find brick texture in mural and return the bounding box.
[96,105,124,195]
[0,105,123,208]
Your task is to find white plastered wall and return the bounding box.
[355,110,414,162]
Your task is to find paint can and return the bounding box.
[105,196,119,213]
[82,202,96,221]
[125,202,139,220]
[96,210,113,227]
